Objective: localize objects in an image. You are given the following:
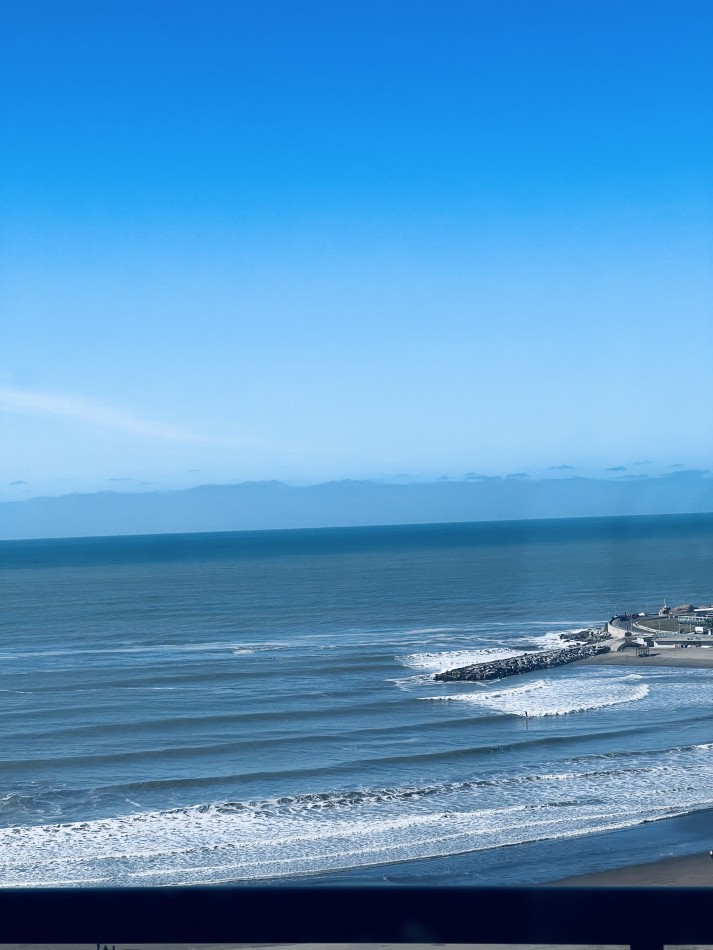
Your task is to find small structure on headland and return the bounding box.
[610,600,713,645]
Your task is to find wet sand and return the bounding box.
[554,850,713,887]
[581,646,713,669]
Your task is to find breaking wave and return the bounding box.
[2,739,712,886]
[396,626,600,677]
[398,648,524,674]
[425,675,650,717]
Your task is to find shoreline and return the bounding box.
[553,849,713,887]
[563,642,713,885]
[424,639,713,887]
[559,645,713,884]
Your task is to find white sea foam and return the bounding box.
[395,627,598,674]
[2,740,713,886]
[522,630,573,649]
[521,627,600,650]
[0,641,277,661]
[388,673,442,691]
[396,624,606,676]
[424,673,650,717]
[398,648,524,673]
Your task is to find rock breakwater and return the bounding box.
[434,642,611,682]
[559,627,611,643]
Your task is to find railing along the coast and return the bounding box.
[0,885,710,950]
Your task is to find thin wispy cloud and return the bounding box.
[0,387,232,445]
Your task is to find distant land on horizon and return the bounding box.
[1,471,712,541]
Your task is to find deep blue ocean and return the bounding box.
[1,512,713,887]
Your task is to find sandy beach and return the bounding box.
[581,643,713,670]
[554,849,713,887]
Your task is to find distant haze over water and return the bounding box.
[1,471,712,540]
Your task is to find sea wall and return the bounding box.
[434,642,611,682]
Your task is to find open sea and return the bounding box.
[1,512,713,887]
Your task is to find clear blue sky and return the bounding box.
[2,0,712,499]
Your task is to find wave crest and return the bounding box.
[425,676,649,717]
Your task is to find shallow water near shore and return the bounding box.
[1,513,712,886]
[297,803,713,886]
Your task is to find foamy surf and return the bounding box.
[396,626,600,676]
[2,741,713,886]
[517,627,600,650]
[398,647,524,673]
[425,672,650,717]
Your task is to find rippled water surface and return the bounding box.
[1,514,712,885]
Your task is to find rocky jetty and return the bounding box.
[559,627,610,643]
[434,641,611,682]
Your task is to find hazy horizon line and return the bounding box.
[3,467,712,503]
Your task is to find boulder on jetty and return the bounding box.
[434,641,611,683]
[559,627,611,643]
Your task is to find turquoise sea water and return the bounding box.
[1,513,712,886]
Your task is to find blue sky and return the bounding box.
[2,0,712,500]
